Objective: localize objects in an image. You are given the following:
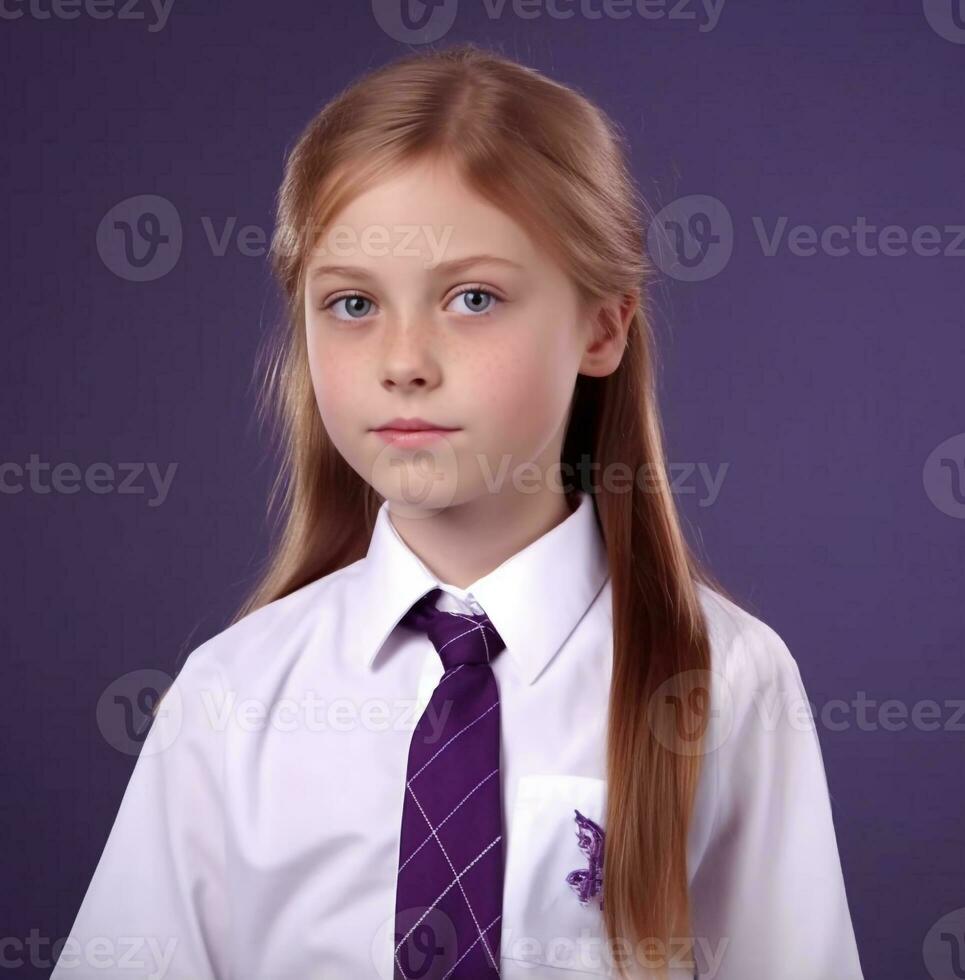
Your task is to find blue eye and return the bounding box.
[321,286,500,322]
[448,288,497,316]
[325,294,373,320]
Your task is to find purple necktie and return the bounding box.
[393,587,507,979]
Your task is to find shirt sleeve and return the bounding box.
[688,617,865,980]
[51,648,230,980]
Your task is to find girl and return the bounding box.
[54,44,864,980]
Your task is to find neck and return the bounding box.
[387,488,577,589]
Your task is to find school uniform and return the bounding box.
[52,489,864,979]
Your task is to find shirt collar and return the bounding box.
[348,491,609,686]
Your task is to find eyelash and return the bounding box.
[320,284,501,321]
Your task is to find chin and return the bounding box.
[376,472,462,514]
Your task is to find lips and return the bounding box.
[373,417,458,432]
[373,427,458,448]
[371,418,460,449]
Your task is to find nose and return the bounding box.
[379,318,442,392]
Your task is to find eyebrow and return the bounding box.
[307,253,525,282]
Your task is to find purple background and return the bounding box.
[3,2,963,977]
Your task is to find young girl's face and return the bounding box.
[302,154,612,514]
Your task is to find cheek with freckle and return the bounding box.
[472,337,570,459]
[306,340,359,434]
[306,347,377,484]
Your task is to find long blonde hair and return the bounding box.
[236,43,730,978]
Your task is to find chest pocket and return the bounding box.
[500,774,613,976]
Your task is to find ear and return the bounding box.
[579,291,637,378]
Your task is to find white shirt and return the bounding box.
[52,490,864,980]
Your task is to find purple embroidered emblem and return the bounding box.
[565,808,605,910]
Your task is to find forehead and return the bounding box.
[313,156,539,269]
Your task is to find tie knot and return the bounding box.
[400,588,506,670]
